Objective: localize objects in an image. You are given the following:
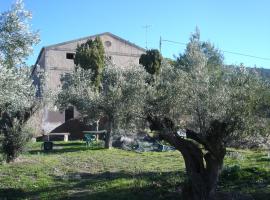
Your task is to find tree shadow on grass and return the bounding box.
[219,166,270,199]
[0,171,184,200]
[0,188,26,199]
[61,186,182,200]
[54,142,86,146]
[1,169,269,200]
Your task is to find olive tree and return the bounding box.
[175,28,223,73]
[0,67,36,162]
[0,0,39,162]
[57,27,269,198]
[0,0,39,69]
[145,31,270,199]
[57,65,147,148]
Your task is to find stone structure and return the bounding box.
[32,32,145,137]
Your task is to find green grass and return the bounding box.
[0,141,269,199]
[220,149,270,199]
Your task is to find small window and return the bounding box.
[105,41,112,47]
[66,53,75,60]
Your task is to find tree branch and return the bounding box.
[186,129,206,146]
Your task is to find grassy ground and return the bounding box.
[0,141,269,200]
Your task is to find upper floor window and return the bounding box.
[105,41,112,47]
[66,53,75,60]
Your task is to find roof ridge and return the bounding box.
[32,32,145,74]
[44,32,145,52]
[44,32,108,49]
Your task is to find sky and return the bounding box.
[1,0,270,68]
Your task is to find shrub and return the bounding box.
[1,120,32,162]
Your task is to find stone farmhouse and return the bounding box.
[32,32,145,139]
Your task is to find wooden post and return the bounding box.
[96,120,99,141]
[64,134,69,142]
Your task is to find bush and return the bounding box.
[0,120,32,162]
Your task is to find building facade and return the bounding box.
[32,32,145,136]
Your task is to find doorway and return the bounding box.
[65,106,74,122]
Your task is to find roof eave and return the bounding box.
[44,32,146,52]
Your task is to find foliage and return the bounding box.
[74,37,105,90]
[57,65,148,148]
[57,27,270,198]
[0,0,39,69]
[175,27,223,73]
[0,0,39,162]
[139,49,162,77]
[0,67,35,113]
[0,119,32,162]
[0,67,36,162]
[147,30,270,142]
[144,29,270,199]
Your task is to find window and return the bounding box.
[65,106,74,122]
[105,41,112,47]
[66,53,75,60]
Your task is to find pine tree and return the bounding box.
[139,49,162,77]
[74,37,105,90]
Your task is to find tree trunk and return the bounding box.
[147,116,226,200]
[104,131,112,149]
[104,120,112,149]
[180,145,224,200]
[96,120,99,141]
[204,152,224,199]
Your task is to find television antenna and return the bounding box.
[142,25,151,49]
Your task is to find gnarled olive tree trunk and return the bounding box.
[147,116,226,200]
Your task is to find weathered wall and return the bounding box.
[25,108,44,137]
[33,33,145,135]
[43,34,145,92]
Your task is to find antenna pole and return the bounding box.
[159,36,162,53]
[142,25,151,49]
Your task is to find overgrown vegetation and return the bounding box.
[0,0,39,162]
[57,28,270,199]
[144,30,270,199]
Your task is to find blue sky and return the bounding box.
[1,0,270,68]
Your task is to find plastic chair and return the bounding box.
[84,133,96,147]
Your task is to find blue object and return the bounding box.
[84,133,96,147]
